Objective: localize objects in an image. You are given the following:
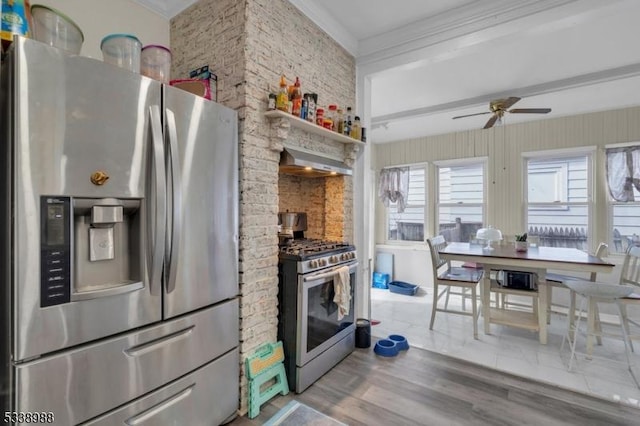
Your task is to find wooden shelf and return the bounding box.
[488,307,539,331]
[490,282,539,298]
[264,109,365,146]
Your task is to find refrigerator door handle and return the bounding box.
[149,105,167,295]
[165,108,182,294]
[124,383,196,425]
[71,280,144,301]
[124,325,195,357]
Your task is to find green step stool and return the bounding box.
[246,341,289,419]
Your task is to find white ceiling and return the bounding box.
[138,0,640,144]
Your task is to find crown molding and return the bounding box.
[287,0,359,56]
[132,0,197,19]
[359,0,576,58]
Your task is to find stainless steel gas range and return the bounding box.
[278,239,357,393]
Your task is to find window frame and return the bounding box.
[522,147,595,251]
[605,141,640,254]
[383,163,428,244]
[434,157,487,243]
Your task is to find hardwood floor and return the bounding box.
[231,344,640,426]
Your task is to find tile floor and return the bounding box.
[371,286,640,408]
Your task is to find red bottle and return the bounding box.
[291,77,302,117]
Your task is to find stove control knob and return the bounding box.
[319,258,327,267]
[309,260,318,268]
[329,256,337,264]
[340,254,347,261]
[348,252,355,259]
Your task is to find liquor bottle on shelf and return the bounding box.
[305,93,317,123]
[344,107,352,136]
[350,116,361,141]
[336,108,344,134]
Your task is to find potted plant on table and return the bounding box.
[515,233,528,252]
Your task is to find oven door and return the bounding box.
[297,260,357,366]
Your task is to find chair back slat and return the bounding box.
[427,235,448,274]
[589,242,609,281]
[620,245,640,289]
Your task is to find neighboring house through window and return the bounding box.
[436,159,485,243]
[524,149,593,250]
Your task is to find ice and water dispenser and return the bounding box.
[40,196,143,307]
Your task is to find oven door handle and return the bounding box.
[303,262,358,282]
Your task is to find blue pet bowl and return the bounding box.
[388,334,409,351]
[374,339,398,357]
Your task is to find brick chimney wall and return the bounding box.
[171,0,355,414]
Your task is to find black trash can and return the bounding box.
[355,318,371,348]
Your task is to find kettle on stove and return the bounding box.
[278,212,307,240]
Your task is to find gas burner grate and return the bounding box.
[279,239,352,257]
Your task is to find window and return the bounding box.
[606,144,640,254]
[385,166,426,242]
[525,153,591,250]
[436,161,485,243]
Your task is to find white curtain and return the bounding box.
[606,147,640,202]
[378,167,410,213]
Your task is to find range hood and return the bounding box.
[279,147,352,177]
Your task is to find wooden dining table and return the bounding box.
[439,242,614,344]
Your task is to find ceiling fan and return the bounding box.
[452,97,551,129]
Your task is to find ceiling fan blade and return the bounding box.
[483,115,498,129]
[452,111,492,119]
[501,97,522,109]
[509,108,551,114]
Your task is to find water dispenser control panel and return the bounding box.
[40,196,71,307]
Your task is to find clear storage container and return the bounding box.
[100,33,141,73]
[141,45,171,83]
[30,5,84,55]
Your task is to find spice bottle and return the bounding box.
[316,108,325,126]
[327,104,338,132]
[276,75,289,112]
[291,77,302,117]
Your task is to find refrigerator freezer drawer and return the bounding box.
[15,299,239,425]
[85,348,239,426]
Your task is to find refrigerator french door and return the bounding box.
[1,37,239,425]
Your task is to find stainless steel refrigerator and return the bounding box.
[0,37,239,425]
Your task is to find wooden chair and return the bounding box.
[427,235,483,339]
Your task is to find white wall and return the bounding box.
[34,0,169,59]
[375,245,431,288]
